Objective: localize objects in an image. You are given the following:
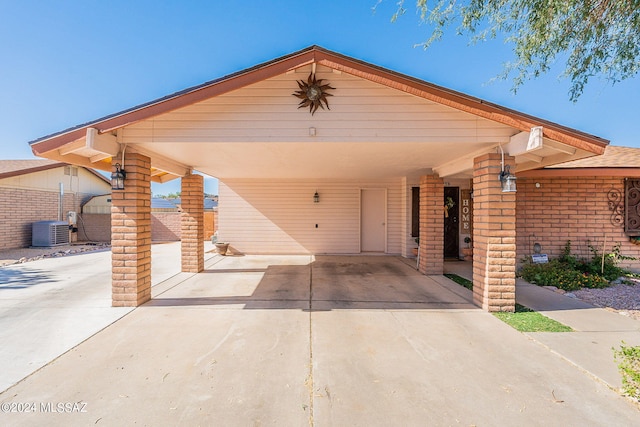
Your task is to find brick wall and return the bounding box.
[472,153,516,312]
[516,176,640,269]
[152,212,181,241]
[0,188,84,250]
[418,174,444,274]
[76,213,111,242]
[111,152,152,307]
[64,211,215,243]
[181,174,204,273]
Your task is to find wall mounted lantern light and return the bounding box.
[499,164,517,193]
[111,163,126,190]
[313,191,320,203]
[498,144,517,193]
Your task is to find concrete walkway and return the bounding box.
[1,255,638,425]
[444,260,640,390]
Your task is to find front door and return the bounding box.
[444,187,459,259]
[361,189,386,252]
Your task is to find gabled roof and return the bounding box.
[30,45,607,157]
[517,145,640,178]
[0,159,63,178]
[0,159,110,184]
[547,146,640,168]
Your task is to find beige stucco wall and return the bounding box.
[218,179,402,255]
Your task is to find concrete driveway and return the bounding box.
[0,242,214,393]
[1,254,639,426]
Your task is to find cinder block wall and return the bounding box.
[0,188,83,250]
[516,176,640,269]
[77,213,111,242]
[151,212,181,241]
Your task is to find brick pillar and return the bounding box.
[111,152,151,307]
[418,174,444,274]
[181,173,204,273]
[472,153,516,312]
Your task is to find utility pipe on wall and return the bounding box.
[59,182,64,221]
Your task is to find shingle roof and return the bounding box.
[547,146,640,169]
[0,159,63,178]
[0,159,111,184]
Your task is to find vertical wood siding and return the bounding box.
[219,179,402,255]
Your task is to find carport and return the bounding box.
[29,46,607,311]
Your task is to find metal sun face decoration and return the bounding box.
[293,73,334,115]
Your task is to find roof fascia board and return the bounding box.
[315,51,607,153]
[518,168,640,178]
[30,48,319,155]
[30,45,608,157]
[0,162,66,180]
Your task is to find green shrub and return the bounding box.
[585,242,634,281]
[519,240,634,291]
[613,342,640,401]
[520,260,609,291]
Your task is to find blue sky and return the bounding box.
[2,0,638,195]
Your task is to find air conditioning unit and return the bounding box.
[32,221,70,247]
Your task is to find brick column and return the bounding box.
[111,152,151,307]
[181,173,204,273]
[418,174,444,274]
[472,153,516,312]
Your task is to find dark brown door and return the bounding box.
[444,187,459,259]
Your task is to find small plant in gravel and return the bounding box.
[519,240,634,292]
[613,342,640,401]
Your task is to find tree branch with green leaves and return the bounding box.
[384,0,640,101]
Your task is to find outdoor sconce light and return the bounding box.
[111,163,126,190]
[313,191,320,203]
[499,164,517,193]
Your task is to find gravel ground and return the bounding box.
[2,246,640,322]
[0,243,110,267]
[572,279,640,321]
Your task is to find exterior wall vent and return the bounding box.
[32,221,70,247]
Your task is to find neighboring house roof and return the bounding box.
[547,146,640,168]
[0,159,111,184]
[0,159,64,179]
[152,198,179,210]
[518,145,640,177]
[167,198,217,210]
[204,198,218,210]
